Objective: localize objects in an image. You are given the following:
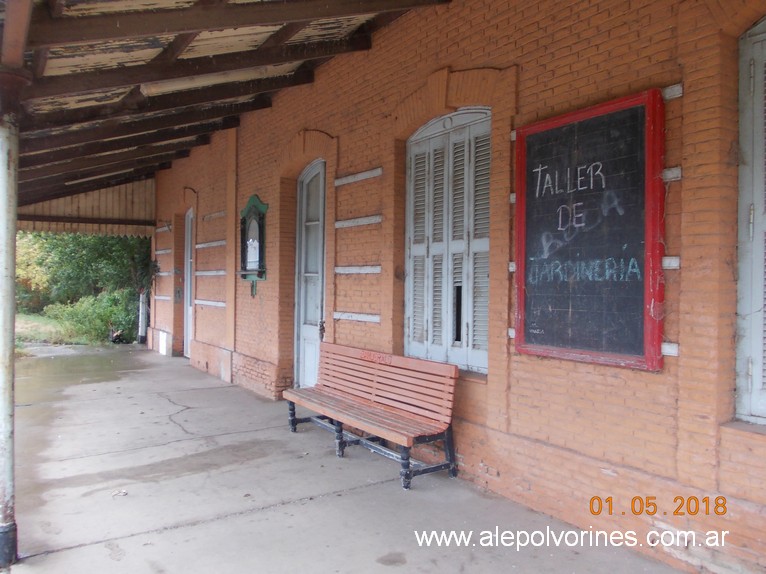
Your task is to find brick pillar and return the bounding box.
[675,1,740,489]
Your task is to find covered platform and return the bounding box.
[11,345,678,573]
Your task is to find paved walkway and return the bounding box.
[11,346,681,573]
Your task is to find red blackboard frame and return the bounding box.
[514,89,665,371]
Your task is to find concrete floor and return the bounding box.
[10,345,682,574]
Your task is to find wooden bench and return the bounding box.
[283,342,459,489]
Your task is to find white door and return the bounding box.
[184,208,194,358]
[295,161,325,388]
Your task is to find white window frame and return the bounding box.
[405,108,491,373]
[737,17,766,423]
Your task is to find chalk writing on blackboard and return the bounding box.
[515,90,665,371]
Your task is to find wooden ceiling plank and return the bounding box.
[1,0,34,68]
[22,72,307,131]
[20,98,266,152]
[20,136,209,183]
[20,119,238,169]
[27,0,449,48]
[24,36,369,101]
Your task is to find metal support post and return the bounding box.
[0,67,31,568]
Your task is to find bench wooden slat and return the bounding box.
[323,354,457,390]
[283,387,446,446]
[321,342,459,379]
[320,364,453,411]
[285,343,459,487]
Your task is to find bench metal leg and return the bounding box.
[288,401,297,433]
[444,426,457,478]
[334,420,346,458]
[399,446,412,490]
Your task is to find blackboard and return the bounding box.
[515,90,665,370]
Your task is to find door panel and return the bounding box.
[295,162,325,388]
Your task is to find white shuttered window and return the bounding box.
[737,20,766,423]
[405,109,491,372]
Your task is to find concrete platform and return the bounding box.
[11,346,681,573]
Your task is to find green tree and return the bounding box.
[16,232,156,342]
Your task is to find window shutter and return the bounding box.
[473,133,491,239]
[412,152,427,245]
[472,251,489,351]
[412,255,426,343]
[406,109,491,373]
[737,34,766,421]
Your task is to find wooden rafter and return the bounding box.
[20,152,188,194]
[21,99,268,153]
[1,0,33,68]
[18,170,162,207]
[26,0,448,48]
[20,118,239,169]
[23,36,370,101]
[22,72,310,131]
[20,137,210,183]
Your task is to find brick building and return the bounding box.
[145,1,766,571]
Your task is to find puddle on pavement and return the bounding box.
[15,346,150,406]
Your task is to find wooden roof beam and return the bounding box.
[20,153,186,194]
[20,97,267,152]
[20,136,210,183]
[18,170,161,207]
[21,71,310,131]
[20,118,239,169]
[23,36,369,101]
[27,0,449,48]
[1,0,34,68]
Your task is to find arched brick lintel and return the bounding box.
[392,66,517,141]
[703,0,765,37]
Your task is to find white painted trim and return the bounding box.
[155,248,172,255]
[195,240,226,249]
[156,225,172,233]
[661,342,679,357]
[334,215,383,229]
[662,167,682,182]
[156,271,172,277]
[154,295,171,301]
[335,265,381,275]
[333,312,381,323]
[195,270,226,276]
[194,299,226,308]
[334,167,383,187]
[662,83,683,100]
[662,256,681,270]
[202,210,226,221]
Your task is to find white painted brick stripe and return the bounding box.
[334,167,383,187]
[335,266,381,274]
[333,312,381,323]
[334,215,383,229]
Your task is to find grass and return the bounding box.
[15,313,85,346]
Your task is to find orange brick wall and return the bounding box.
[152,1,766,571]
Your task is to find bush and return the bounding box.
[44,289,139,344]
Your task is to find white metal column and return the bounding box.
[0,68,31,567]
